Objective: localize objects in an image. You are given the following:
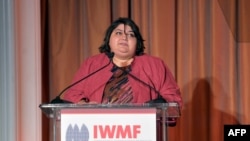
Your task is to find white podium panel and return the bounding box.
[40,103,180,141]
[61,108,156,141]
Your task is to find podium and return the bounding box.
[39,103,180,141]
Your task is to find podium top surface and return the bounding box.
[40,102,177,108]
[39,102,180,118]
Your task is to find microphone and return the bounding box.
[120,68,177,126]
[120,68,167,103]
[50,52,114,103]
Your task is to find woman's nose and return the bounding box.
[122,33,128,40]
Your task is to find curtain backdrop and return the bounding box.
[41,0,250,141]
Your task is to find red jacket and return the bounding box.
[63,53,182,107]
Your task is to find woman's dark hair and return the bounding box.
[99,17,145,55]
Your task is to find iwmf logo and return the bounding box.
[65,124,141,141]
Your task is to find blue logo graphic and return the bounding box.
[65,124,89,141]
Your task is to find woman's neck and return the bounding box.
[112,56,134,67]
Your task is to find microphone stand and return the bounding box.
[50,53,114,103]
[121,68,167,103]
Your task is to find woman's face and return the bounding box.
[109,24,137,60]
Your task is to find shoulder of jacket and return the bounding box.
[135,54,163,63]
[85,53,108,62]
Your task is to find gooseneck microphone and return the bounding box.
[120,68,167,103]
[121,64,177,127]
[50,52,114,103]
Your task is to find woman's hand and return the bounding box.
[77,98,97,104]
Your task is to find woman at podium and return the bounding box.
[61,17,182,108]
